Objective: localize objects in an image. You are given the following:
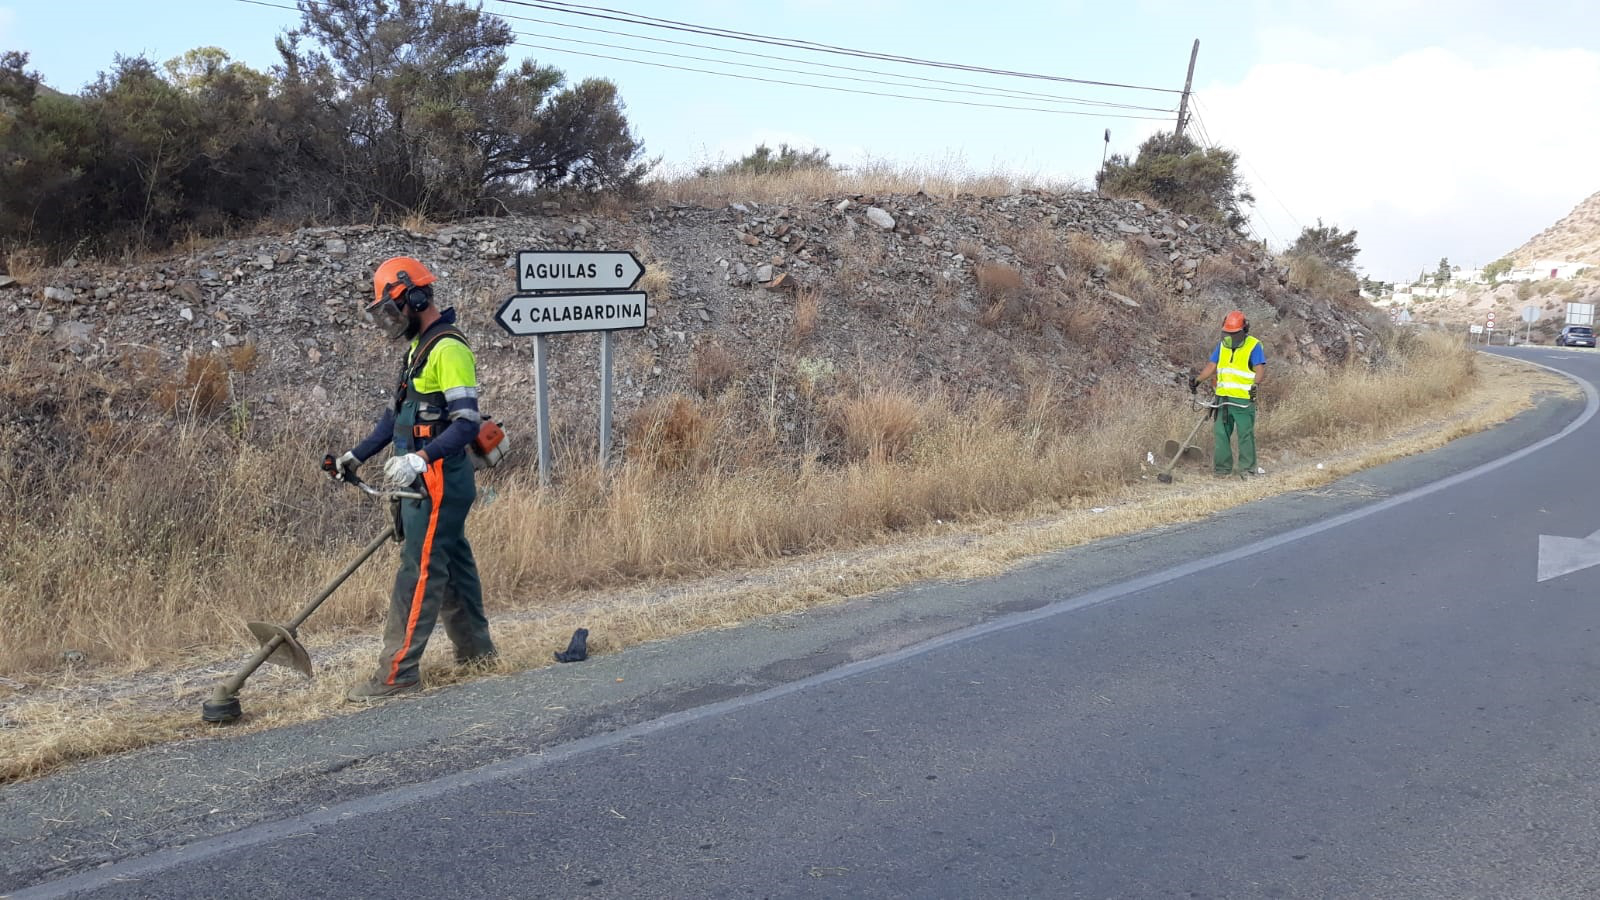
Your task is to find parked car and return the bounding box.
[1557,325,1596,347]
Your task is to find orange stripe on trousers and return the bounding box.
[387,461,446,685]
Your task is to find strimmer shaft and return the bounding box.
[206,525,395,711]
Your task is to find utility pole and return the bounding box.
[1098,128,1110,195]
[1174,39,1200,137]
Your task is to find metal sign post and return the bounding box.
[599,330,614,465]
[1522,304,1538,343]
[534,334,552,487]
[496,251,647,484]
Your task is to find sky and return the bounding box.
[4,0,1598,281]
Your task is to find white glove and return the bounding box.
[383,453,427,487]
[330,450,360,483]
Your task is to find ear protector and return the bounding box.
[393,270,432,312]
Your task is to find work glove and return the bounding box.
[1249,385,1258,402]
[328,450,361,483]
[1188,376,1199,394]
[383,453,428,488]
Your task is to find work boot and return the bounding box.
[453,649,499,672]
[345,679,420,703]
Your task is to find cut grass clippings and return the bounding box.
[0,337,1570,782]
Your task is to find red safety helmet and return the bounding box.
[1222,310,1247,333]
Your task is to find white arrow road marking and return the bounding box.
[1537,529,1600,582]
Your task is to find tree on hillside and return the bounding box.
[0,52,96,244]
[696,143,833,178]
[1096,131,1254,233]
[276,0,648,217]
[1288,219,1360,272]
[1484,257,1513,283]
[1434,257,1451,286]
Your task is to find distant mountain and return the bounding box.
[1510,190,1600,265]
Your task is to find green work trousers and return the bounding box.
[1214,399,1257,476]
[375,455,495,686]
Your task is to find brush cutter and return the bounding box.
[200,456,422,725]
[1155,395,1250,484]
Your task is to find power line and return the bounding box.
[509,41,1176,119]
[496,0,1183,94]
[1193,97,1303,233]
[233,0,1174,120]
[505,27,1177,112]
[480,1,1175,112]
[1175,103,1274,246]
[1188,103,1216,148]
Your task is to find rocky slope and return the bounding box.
[1510,189,1600,265]
[1,191,1387,469]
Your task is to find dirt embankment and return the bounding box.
[2,191,1387,464]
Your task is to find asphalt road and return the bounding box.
[12,348,1600,899]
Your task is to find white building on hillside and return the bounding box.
[1407,284,1458,299]
[1502,260,1593,282]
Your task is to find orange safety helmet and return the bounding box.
[370,256,436,311]
[1222,310,1247,333]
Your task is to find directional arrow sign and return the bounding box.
[1537,528,1600,582]
[495,291,648,336]
[517,250,643,293]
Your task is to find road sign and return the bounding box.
[1567,302,1595,326]
[1486,313,1495,330]
[495,291,648,336]
[1469,325,1483,334]
[1398,309,1412,324]
[1521,305,1539,323]
[506,249,650,484]
[517,251,643,293]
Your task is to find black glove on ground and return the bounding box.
[555,627,590,663]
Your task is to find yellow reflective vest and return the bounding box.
[1215,335,1261,400]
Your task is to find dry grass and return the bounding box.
[1,331,1475,674]
[1059,295,1110,344]
[829,387,926,463]
[0,329,1516,781]
[690,341,740,396]
[1063,232,1108,275]
[637,262,671,305]
[975,262,1025,327]
[976,262,1024,302]
[1194,255,1252,291]
[2,247,46,284]
[651,161,1080,206]
[1061,234,1151,298]
[1011,222,1062,268]
[833,232,887,311]
[1286,253,1358,302]
[624,393,718,472]
[791,287,821,345]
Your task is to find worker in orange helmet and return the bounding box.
[329,256,496,701]
[1189,310,1266,478]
